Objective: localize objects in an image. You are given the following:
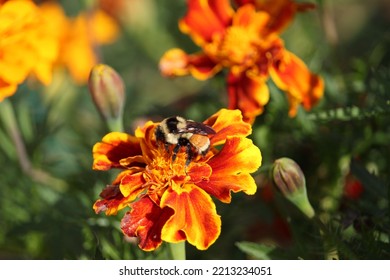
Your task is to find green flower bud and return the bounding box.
[272,157,315,219]
[88,64,125,132]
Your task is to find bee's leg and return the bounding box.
[171,144,181,162]
[185,143,193,167]
[201,147,209,157]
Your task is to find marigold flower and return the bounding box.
[60,9,119,84]
[39,2,120,84]
[0,0,119,101]
[92,109,262,251]
[0,0,59,101]
[159,0,324,122]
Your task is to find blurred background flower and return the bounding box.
[0,0,59,100]
[159,0,324,122]
[0,0,119,102]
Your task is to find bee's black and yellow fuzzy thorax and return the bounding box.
[155,116,216,166]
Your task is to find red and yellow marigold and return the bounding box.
[159,0,324,122]
[92,109,262,251]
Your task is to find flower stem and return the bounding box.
[0,99,67,191]
[312,216,339,260]
[286,188,316,219]
[169,242,186,260]
[106,117,124,133]
[0,99,31,172]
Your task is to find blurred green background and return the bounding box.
[0,0,389,259]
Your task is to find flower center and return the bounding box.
[146,148,191,190]
[206,25,260,73]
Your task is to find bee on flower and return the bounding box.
[92,109,262,251]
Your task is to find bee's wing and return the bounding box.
[184,121,216,135]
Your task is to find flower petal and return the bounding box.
[204,108,252,146]
[198,137,261,202]
[160,183,221,250]
[135,121,160,162]
[89,10,119,44]
[92,132,143,170]
[119,168,146,200]
[270,50,324,117]
[227,71,270,123]
[159,48,221,80]
[121,196,174,251]
[233,3,269,32]
[234,0,316,34]
[93,184,127,215]
[0,78,17,101]
[159,48,190,77]
[188,163,213,183]
[179,0,233,46]
[93,169,145,215]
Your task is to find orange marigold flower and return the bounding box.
[38,2,120,84]
[60,9,119,84]
[92,109,262,251]
[0,0,59,101]
[159,0,324,122]
[0,0,119,100]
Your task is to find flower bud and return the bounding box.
[272,157,315,218]
[88,64,125,131]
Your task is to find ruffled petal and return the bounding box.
[188,163,213,183]
[234,0,316,34]
[233,3,269,32]
[179,0,233,46]
[93,168,146,215]
[270,50,324,117]
[198,137,261,202]
[160,183,221,250]
[204,109,252,146]
[93,184,127,215]
[92,132,143,170]
[227,71,270,123]
[121,196,174,251]
[119,168,147,200]
[159,48,221,80]
[135,121,160,162]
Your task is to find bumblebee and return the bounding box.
[155,116,216,166]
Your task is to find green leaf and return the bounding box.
[236,241,276,260]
